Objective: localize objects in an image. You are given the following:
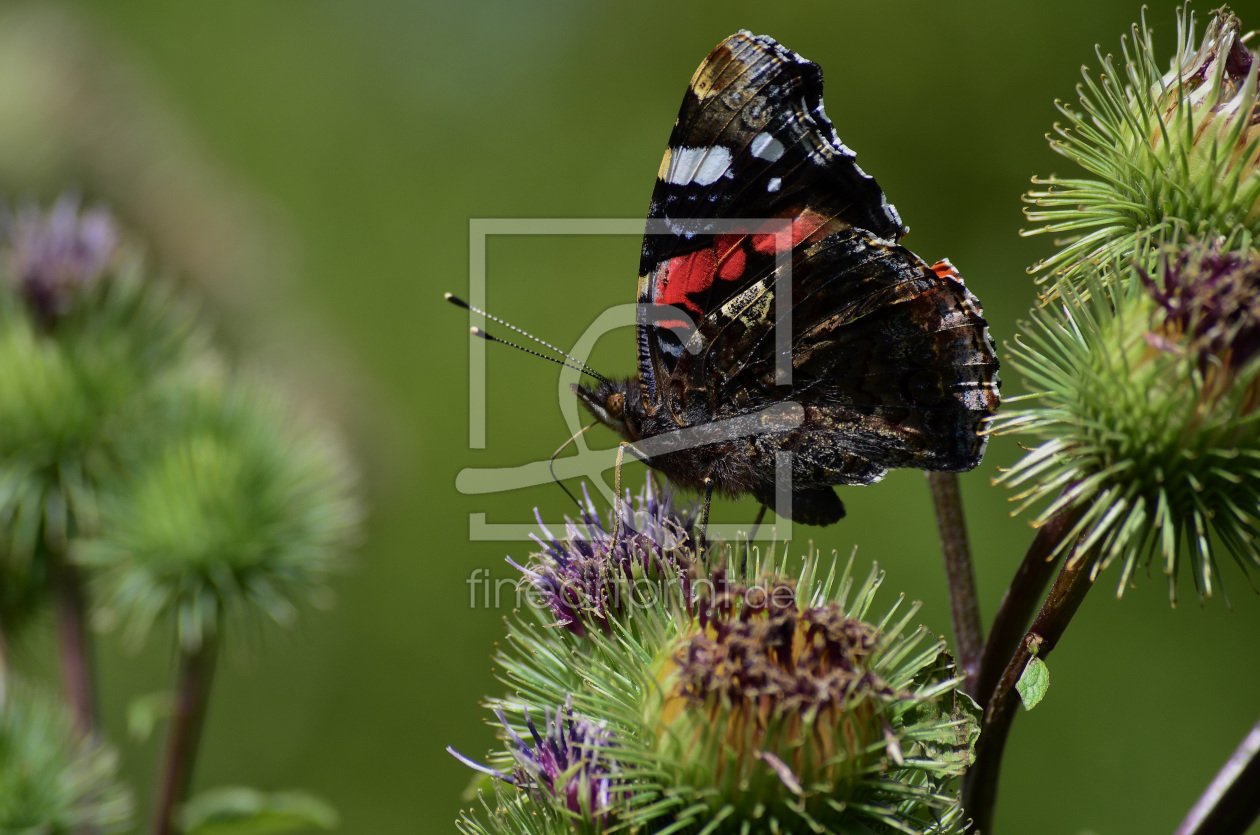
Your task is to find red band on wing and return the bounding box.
[655,248,715,316]
[715,234,746,281]
[651,235,750,327]
[654,319,689,330]
[930,259,961,281]
[751,210,831,255]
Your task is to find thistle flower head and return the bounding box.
[516,479,695,635]
[675,575,888,709]
[0,681,133,833]
[661,573,896,799]
[452,699,622,823]
[651,567,974,834]
[1139,237,1260,368]
[1,194,118,326]
[992,251,1260,604]
[1024,6,1260,288]
[504,702,619,818]
[1153,8,1258,183]
[461,477,978,835]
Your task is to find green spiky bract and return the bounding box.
[991,262,1260,604]
[0,254,202,636]
[998,5,1260,605]
[460,786,599,835]
[77,375,362,651]
[1024,6,1260,290]
[457,483,978,835]
[0,680,133,833]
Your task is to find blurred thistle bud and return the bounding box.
[78,376,362,652]
[0,198,200,640]
[1,194,118,326]
[1024,7,1260,288]
[992,244,1260,604]
[0,680,133,833]
[460,478,978,835]
[516,480,695,636]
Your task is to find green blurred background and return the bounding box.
[3,0,1259,832]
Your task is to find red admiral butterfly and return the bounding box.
[571,31,1000,526]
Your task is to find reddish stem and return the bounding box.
[925,471,983,694]
[972,506,1083,709]
[150,636,219,835]
[51,554,96,736]
[1175,717,1260,835]
[964,548,1096,834]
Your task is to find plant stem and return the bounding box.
[150,635,219,835]
[1175,717,1260,835]
[51,553,96,736]
[924,471,983,694]
[972,506,1084,709]
[964,548,1095,835]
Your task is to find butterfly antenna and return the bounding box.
[468,326,606,382]
[446,293,609,384]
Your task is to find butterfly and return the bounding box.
[571,31,1000,526]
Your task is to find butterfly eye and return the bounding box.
[606,392,625,420]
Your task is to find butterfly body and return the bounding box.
[575,31,999,526]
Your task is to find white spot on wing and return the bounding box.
[666,146,733,186]
[767,177,781,192]
[750,132,785,162]
[694,149,732,185]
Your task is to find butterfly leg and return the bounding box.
[741,504,768,576]
[611,441,631,545]
[695,476,715,565]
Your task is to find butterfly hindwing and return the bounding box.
[676,223,998,478]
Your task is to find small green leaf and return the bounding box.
[178,787,338,835]
[1016,657,1050,710]
[127,691,174,743]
